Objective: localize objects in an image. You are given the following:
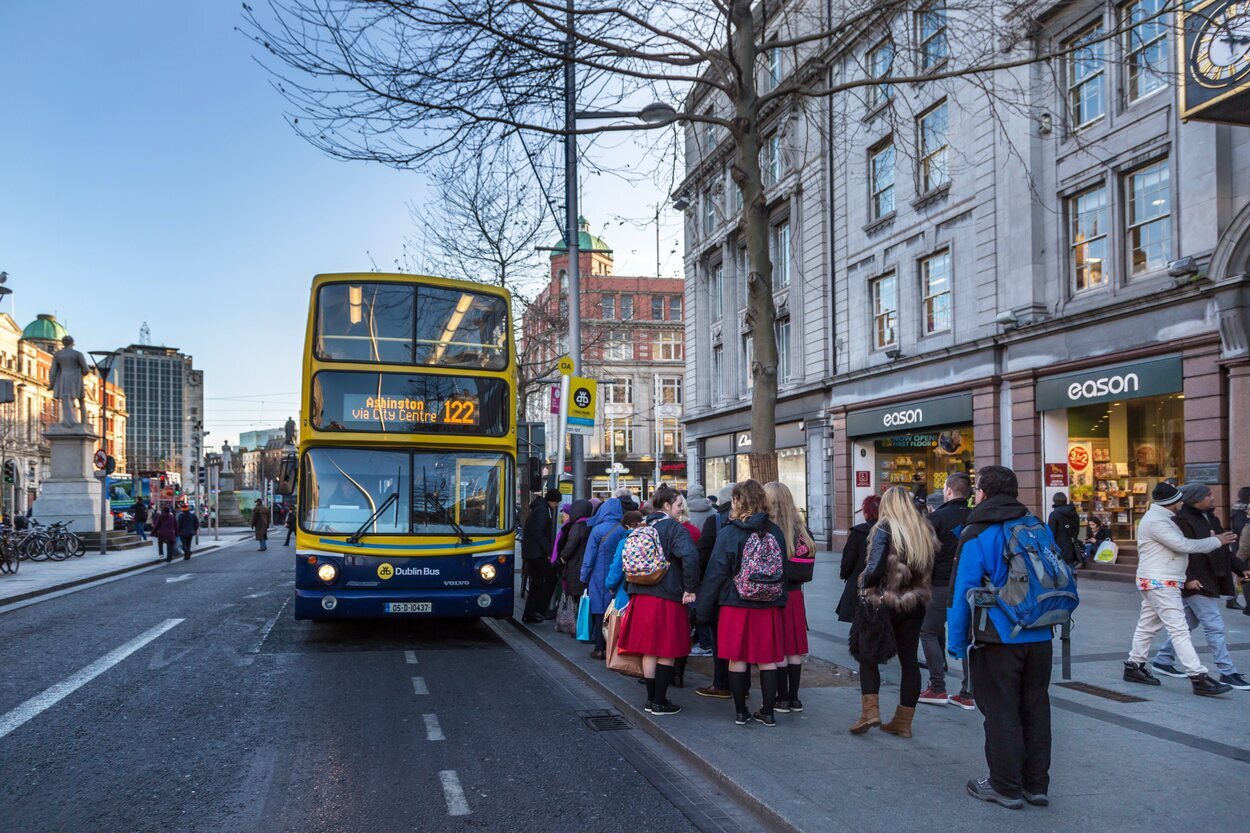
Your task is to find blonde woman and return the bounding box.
[848,486,937,738]
[765,481,816,712]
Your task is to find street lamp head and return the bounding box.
[638,102,677,126]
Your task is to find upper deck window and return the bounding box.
[316,282,508,370]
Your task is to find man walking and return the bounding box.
[251,500,270,551]
[1149,483,1249,690]
[132,497,148,541]
[284,506,296,546]
[918,472,974,710]
[176,504,198,559]
[948,466,1058,810]
[1123,482,1235,695]
[521,489,561,624]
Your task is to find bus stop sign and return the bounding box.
[565,376,597,436]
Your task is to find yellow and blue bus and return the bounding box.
[291,273,516,620]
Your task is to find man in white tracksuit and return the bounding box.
[1123,482,1238,696]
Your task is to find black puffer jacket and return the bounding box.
[1047,503,1082,565]
[1174,504,1246,598]
[695,512,788,625]
[928,498,969,588]
[836,522,873,623]
[522,495,555,562]
[627,512,700,603]
[558,500,594,597]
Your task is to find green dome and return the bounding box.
[22,314,68,343]
[550,216,613,258]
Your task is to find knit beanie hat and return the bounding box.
[1179,482,1211,506]
[1152,481,1183,506]
[716,483,735,506]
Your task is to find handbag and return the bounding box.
[847,597,897,665]
[575,592,592,642]
[604,603,643,677]
[555,594,577,634]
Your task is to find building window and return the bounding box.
[921,250,952,334]
[917,100,949,193]
[767,45,782,90]
[660,418,684,455]
[1070,184,1108,292]
[659,376,683,405]
[1126,160,1170,276]
[655,332,683,361]
[917,1,948,71]
[669,295,682,320]
[1068,23,1106,129]
[619,294,634,320]
[775,317,791,382]
[712,344,724,401]
[1125,0,1167,102]
[652,296,664,320]
[736,246,748,307]
[728,166,743,211]
[771,220,791,287]
[600,294,616,319]
[869,139,895,220]
[703,189,716,234]
[710,263,724,322]
[606,330,632,361]
[867,39,893,108]
[603,424,635,455]
[871,273,898,349]
[762,133,781,186]
[743,335,754,389]
[703,108,716,153]
[604,378,633,405]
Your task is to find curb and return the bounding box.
[505,618,802,833]
[0,533,251,608]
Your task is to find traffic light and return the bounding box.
[2,460,13,484]
[159,474,167,489]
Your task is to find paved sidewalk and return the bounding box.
[0,527,256,606]
[515,554,1249,832]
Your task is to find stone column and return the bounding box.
[1006,372,1042,514]
[1183,342,1228,513]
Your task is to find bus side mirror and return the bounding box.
[276,453,298,496]
[527,457,543,493]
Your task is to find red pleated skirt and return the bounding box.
[618,594,691,659]
[779,587,809,656]
[717,606,784,665]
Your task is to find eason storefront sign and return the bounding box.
[845,393,973,437]
[1034,355,1183,411]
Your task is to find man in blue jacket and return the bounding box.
[947,466,1052,811]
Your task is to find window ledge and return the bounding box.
[863,212,897,235]
[917,57,949,78]
[862,99,892,123]
[911,182,951,210]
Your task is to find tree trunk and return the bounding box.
[730,0,778,483]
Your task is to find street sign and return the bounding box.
[557,355,574,376]
[610,462,626,474]
[93,449,108,470]
[549,384,562,415]
[559,480,573,497]
[566,376,597,436]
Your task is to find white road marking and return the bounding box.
[245,591,270,598]
[439,770,470,816]
[0,619,184,741]
[249,597,290,654]
[166,574,193,584]
[404,650,418,665]
[423,713,444,741]
[411,676,428,695]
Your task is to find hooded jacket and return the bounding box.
[947,494,1050,657]
[557,500,594,596]
[686,486,715,532]
[928,498,970,588]
[176,509,199,537]
[627,511,700,603]
[1174,503,1246,598]
[522,495,557,562]
[580,498,624,614]
[861,521,933,614]
[1047,503,1082,565]
[153,511,178,543]
[695,512,788,624]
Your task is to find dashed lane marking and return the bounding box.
[411,676,428,695]
[166,574,194,584]
[245,591,270,598]
[249,597,291,654]
[404,650,418,664]
[438,770,470,816]
[0,619,184,741]
[423,713,445,741]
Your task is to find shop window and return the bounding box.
[1068,22,1106,130]
[876,428,974,498]
[921,250,952,334]
[1125,160,1170,276]
[871,273,898,349]
[867,38,893,108]
[778,446,808,523]
[1124,0,1167,103]
[704,456,732,493]
[1070,185,1108,292]
[869,139,895,220]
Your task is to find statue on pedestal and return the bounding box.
[222,441,234,473]
[284,416,296,445]
[50,335,91,428]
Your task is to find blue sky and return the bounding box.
[0,1,681,447]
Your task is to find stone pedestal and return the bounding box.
[217,471,247,526]
[37,425,105,532]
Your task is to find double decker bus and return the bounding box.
[290,273,515,620]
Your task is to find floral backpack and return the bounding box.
[733,531,784,601]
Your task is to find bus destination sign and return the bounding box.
[343,394,479,427]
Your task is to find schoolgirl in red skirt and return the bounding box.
[694,480,788,726]
[618,485,700,716]
[766,481,816,713]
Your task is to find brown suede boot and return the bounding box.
[848,694,881,734]
[880,705,916,738]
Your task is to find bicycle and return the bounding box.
[45,521,83,559]
[0,527,19,574]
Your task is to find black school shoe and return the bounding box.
[1123,661,1161,686]
[772,701,791,713]
[734,712,751,726]
[752,710,776,727]
[1191,674,1232,696]
[966,778,1024,810]
[649,701,682,716]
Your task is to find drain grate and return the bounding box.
[577,708,632,732]
[1056,681,1148,703]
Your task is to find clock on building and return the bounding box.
[1180,0,1250,123]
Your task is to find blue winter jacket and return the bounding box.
[946,494,1054,659]
[605,536,631,611]
[580,498,624,615]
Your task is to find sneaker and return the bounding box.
[786,698,804,712]
[918,686,949,705]
[966,778,1024,810]
[695,686,731,699]
[1023,790,1050,807]
[1226,598,1244,611]
[688,645,713,657]
[734,712,751,725]
[1191,674,1232,697]
[649,701,682,716]
[948,693,976,710]
[752,710,777,727]
[644,701,654,713]
[1219,673,1250,691]
[1123,661,1161,686]
[1150,661,1187,679]
[773,701,791,713]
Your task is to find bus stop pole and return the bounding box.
[553,375,570,496]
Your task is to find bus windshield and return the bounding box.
[315,282,508,370]
[300,447,511,536]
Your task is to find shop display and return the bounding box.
[875,428,974,497]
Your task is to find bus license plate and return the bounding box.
[386,602,432,614]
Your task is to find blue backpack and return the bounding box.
[975,515,1079,639]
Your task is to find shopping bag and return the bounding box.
[604,603,642,677]
[1094,540,1118,564]
[575,592,592,642]
[555,593,577,634]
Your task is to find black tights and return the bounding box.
[858,608,924,708]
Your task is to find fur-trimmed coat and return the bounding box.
[860,522,933,613]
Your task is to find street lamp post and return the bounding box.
[88,350,119,554]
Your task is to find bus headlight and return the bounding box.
[478,563,497,583]
[317,562,339,584]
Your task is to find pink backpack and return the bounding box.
[734,531,784,601]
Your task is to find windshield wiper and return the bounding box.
[347,492,398,544]
[424,492,472,544]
